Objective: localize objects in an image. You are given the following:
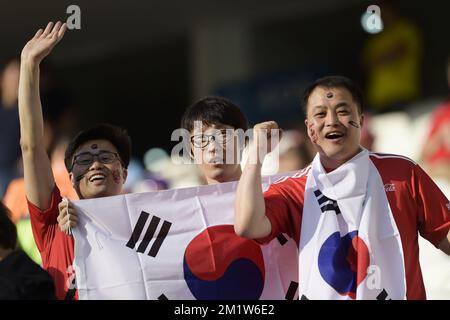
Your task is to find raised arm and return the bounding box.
[19,21,67,209]
[234,121,281,239]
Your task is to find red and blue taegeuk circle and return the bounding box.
[183,224,265,300]
[318,230,370,299]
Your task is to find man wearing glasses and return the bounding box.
[181,96,248,185]
[19,21,131,300]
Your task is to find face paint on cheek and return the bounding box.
[112,169,122,184]
[349,120,360,128]
[74,172,86,182]
[308,122,319,144]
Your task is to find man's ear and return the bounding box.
[305,119,312,139]
[69,172,75,188]
[122,168,128,184]
[360,113,365,128]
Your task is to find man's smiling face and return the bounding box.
[70,139,127,199]
[305,86,364,169]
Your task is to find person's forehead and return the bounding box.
[74,139,118,155]
[195,123,234,133]
[308,86,354,109]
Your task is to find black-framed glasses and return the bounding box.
[190,129,234,148]
[71,151,121,170]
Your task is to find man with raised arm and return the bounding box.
[19,21,131,300]
[234,76,450,299]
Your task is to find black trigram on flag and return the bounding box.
[126,211,172,257]
[285,281,299,300]
[376,288,392,300]
[314,189,341,215]
[276,234,288,246]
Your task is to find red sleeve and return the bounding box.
[27,186,62,254]
[255,180,303,244]
[413,165,450,247]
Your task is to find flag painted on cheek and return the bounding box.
[348,120,360,129]
[112,169,122,184]
[308,121,319,144]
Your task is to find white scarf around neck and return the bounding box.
[298,148,407,299]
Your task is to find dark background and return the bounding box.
[1,0,449,159]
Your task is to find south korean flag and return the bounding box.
[73,173,298,300]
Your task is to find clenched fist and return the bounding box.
[250,121,283,163]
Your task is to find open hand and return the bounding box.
[21,21,67,64]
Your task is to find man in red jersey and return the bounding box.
[19,21,131,300]
[234,76,450,299]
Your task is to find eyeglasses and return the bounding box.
[190,129,234,149]
[71,151,121,170]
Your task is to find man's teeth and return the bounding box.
[90,174,106,181]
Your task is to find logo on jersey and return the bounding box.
[384,183,396,192]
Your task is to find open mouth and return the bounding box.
[89,173,106,182]
[325,132,344,140]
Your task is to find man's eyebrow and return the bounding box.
[335,102,350,108]
[312,105,326,111]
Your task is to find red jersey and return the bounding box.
[260,153,450,300]
[27,186,78,300]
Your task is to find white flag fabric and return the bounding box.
[299,149,406,299]
[73,173,298,300]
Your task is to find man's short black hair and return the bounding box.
[181,96,249,132]
[64,124,131,172]
[302,76,364,116]
[0,202,17,250]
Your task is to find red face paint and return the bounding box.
[308,122,319,144]
[112,169,121,184]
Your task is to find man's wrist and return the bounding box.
[20,56,40,70]
[247,143,266,166]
